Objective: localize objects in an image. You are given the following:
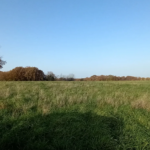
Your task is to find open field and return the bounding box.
[0,81,150,150]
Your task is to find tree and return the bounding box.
[0,66,45,81]
[24,67,44,81]
[66,74,75,81]
[0,57,6,69]
[46,71,56,81]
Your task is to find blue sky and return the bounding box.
[0,0,150,78]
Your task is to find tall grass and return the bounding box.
[0,81,150,149]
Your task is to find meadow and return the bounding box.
[0,81,150,150]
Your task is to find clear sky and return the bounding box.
[0,0,150,78]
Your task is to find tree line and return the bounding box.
[0,67,75,81]
[0,67,45,81]
[0,57,150,81]
[1,67,150,81]
[0,57,75,81]
[76,75,150,81]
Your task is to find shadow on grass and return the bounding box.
[0,112,123,150]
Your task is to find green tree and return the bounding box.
[46,71,56,81]
[0,57,6,69]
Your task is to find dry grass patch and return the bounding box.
[131,94,150,111]
[0,103,5,109]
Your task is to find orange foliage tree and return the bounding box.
[0,67,44,81]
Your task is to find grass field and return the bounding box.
[0,81,150,150]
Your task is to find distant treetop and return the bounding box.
[0,57,6,69]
